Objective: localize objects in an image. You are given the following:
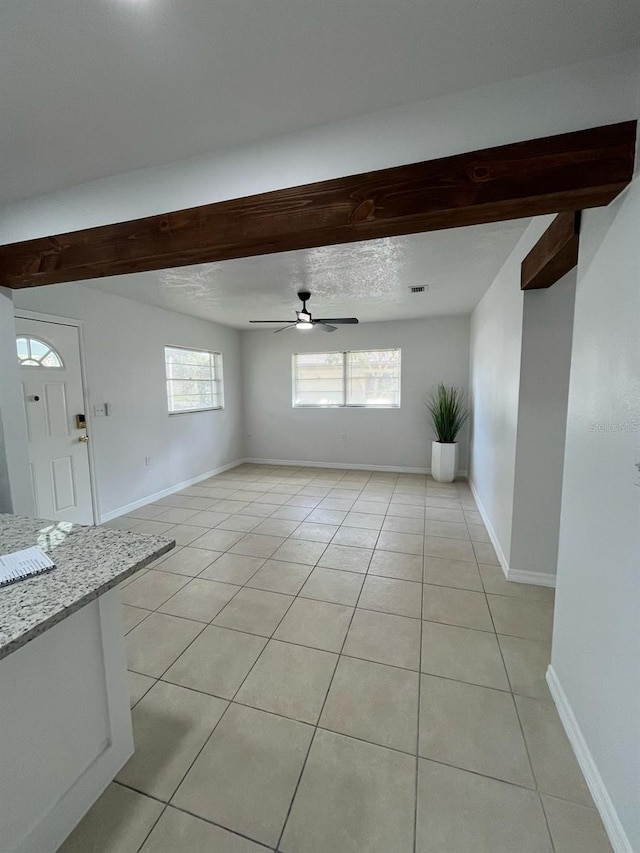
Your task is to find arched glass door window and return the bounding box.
[16,336,64,368]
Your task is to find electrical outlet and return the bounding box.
[93,403,106,417]
[340,432,347,441]
[145,456,152,466]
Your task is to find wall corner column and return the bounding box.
[0,286,35,515]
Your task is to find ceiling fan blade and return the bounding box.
[274,323,297,334]
[250,320,294,323]
[315,318,359,324]
[316,322,338,332]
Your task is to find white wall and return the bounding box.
[510,272,577,583]
[468,216,553,567]
[0,288,35,515]
[1,50,637,244]
[241,316,470,472]
[12,285,244,520]
[550,174,640,851]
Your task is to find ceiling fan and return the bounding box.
[249,291,359,333]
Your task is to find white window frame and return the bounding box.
[292,348,401,409]
[16,335,65,369]
[165,345,224,415]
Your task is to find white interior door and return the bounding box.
[16,317,95,525]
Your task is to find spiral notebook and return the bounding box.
[0,546,56,588]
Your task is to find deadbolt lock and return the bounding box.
[75,413,87,429]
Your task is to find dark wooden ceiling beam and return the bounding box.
[0,120,635,289]
[521,211,582,290]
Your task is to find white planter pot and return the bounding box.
[431,441,457,483]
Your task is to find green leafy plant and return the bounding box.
[425,383,470,443]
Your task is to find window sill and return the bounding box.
[292,404,400,410]
[168,407,224,416]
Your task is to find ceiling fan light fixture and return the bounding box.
[296,308,313,329]
[250,291,358,333]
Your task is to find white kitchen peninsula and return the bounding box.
[0,514,173,853]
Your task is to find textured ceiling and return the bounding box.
[85,218,531,328]
[1,0,638,204]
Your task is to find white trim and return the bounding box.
[165,344,225,414]
[244,457,430,474]
[98,455,471,523]
[468,479,511,574]
[546,665,632,853]
[13,309,84,328]
[99,459,245,522]
[291,348,402,409]
[14,309,100,526]
[507,568,556,587]
[468,479,556,589]
[76,321,101,525]
[242,457,465,476]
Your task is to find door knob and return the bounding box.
[78,435,89,443]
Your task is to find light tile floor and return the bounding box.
[59,464,612,853]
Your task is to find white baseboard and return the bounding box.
[99,459,246,522]
[507,568,556,587]
[546,665,632,853]
[468,480,556,589]
[101,457,470,523]
[243,457,435,474]
[468,480,511,574]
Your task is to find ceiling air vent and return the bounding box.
[409,285,427,293]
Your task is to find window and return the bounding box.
[16,336,63,368]
[293,349,401,408]
[165,346,224,414]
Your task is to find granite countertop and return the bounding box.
[0,513,174,661]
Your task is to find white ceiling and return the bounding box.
[1,0,637,205]
[85,218,531,328]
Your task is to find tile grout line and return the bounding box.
[144,629,545,700]
[132,800,168,853]
[274,470,380,852]
[511,683,559,851]
[273,468,379,845]
[413,525,426,852]
[116,777,276,853]
[137,550,556,604]
[538,798,559,853]
[130,563,252,681]
[416,475,470,851]
[464,505,558,853]
[116,726,567,807]
[367,471,429,853]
